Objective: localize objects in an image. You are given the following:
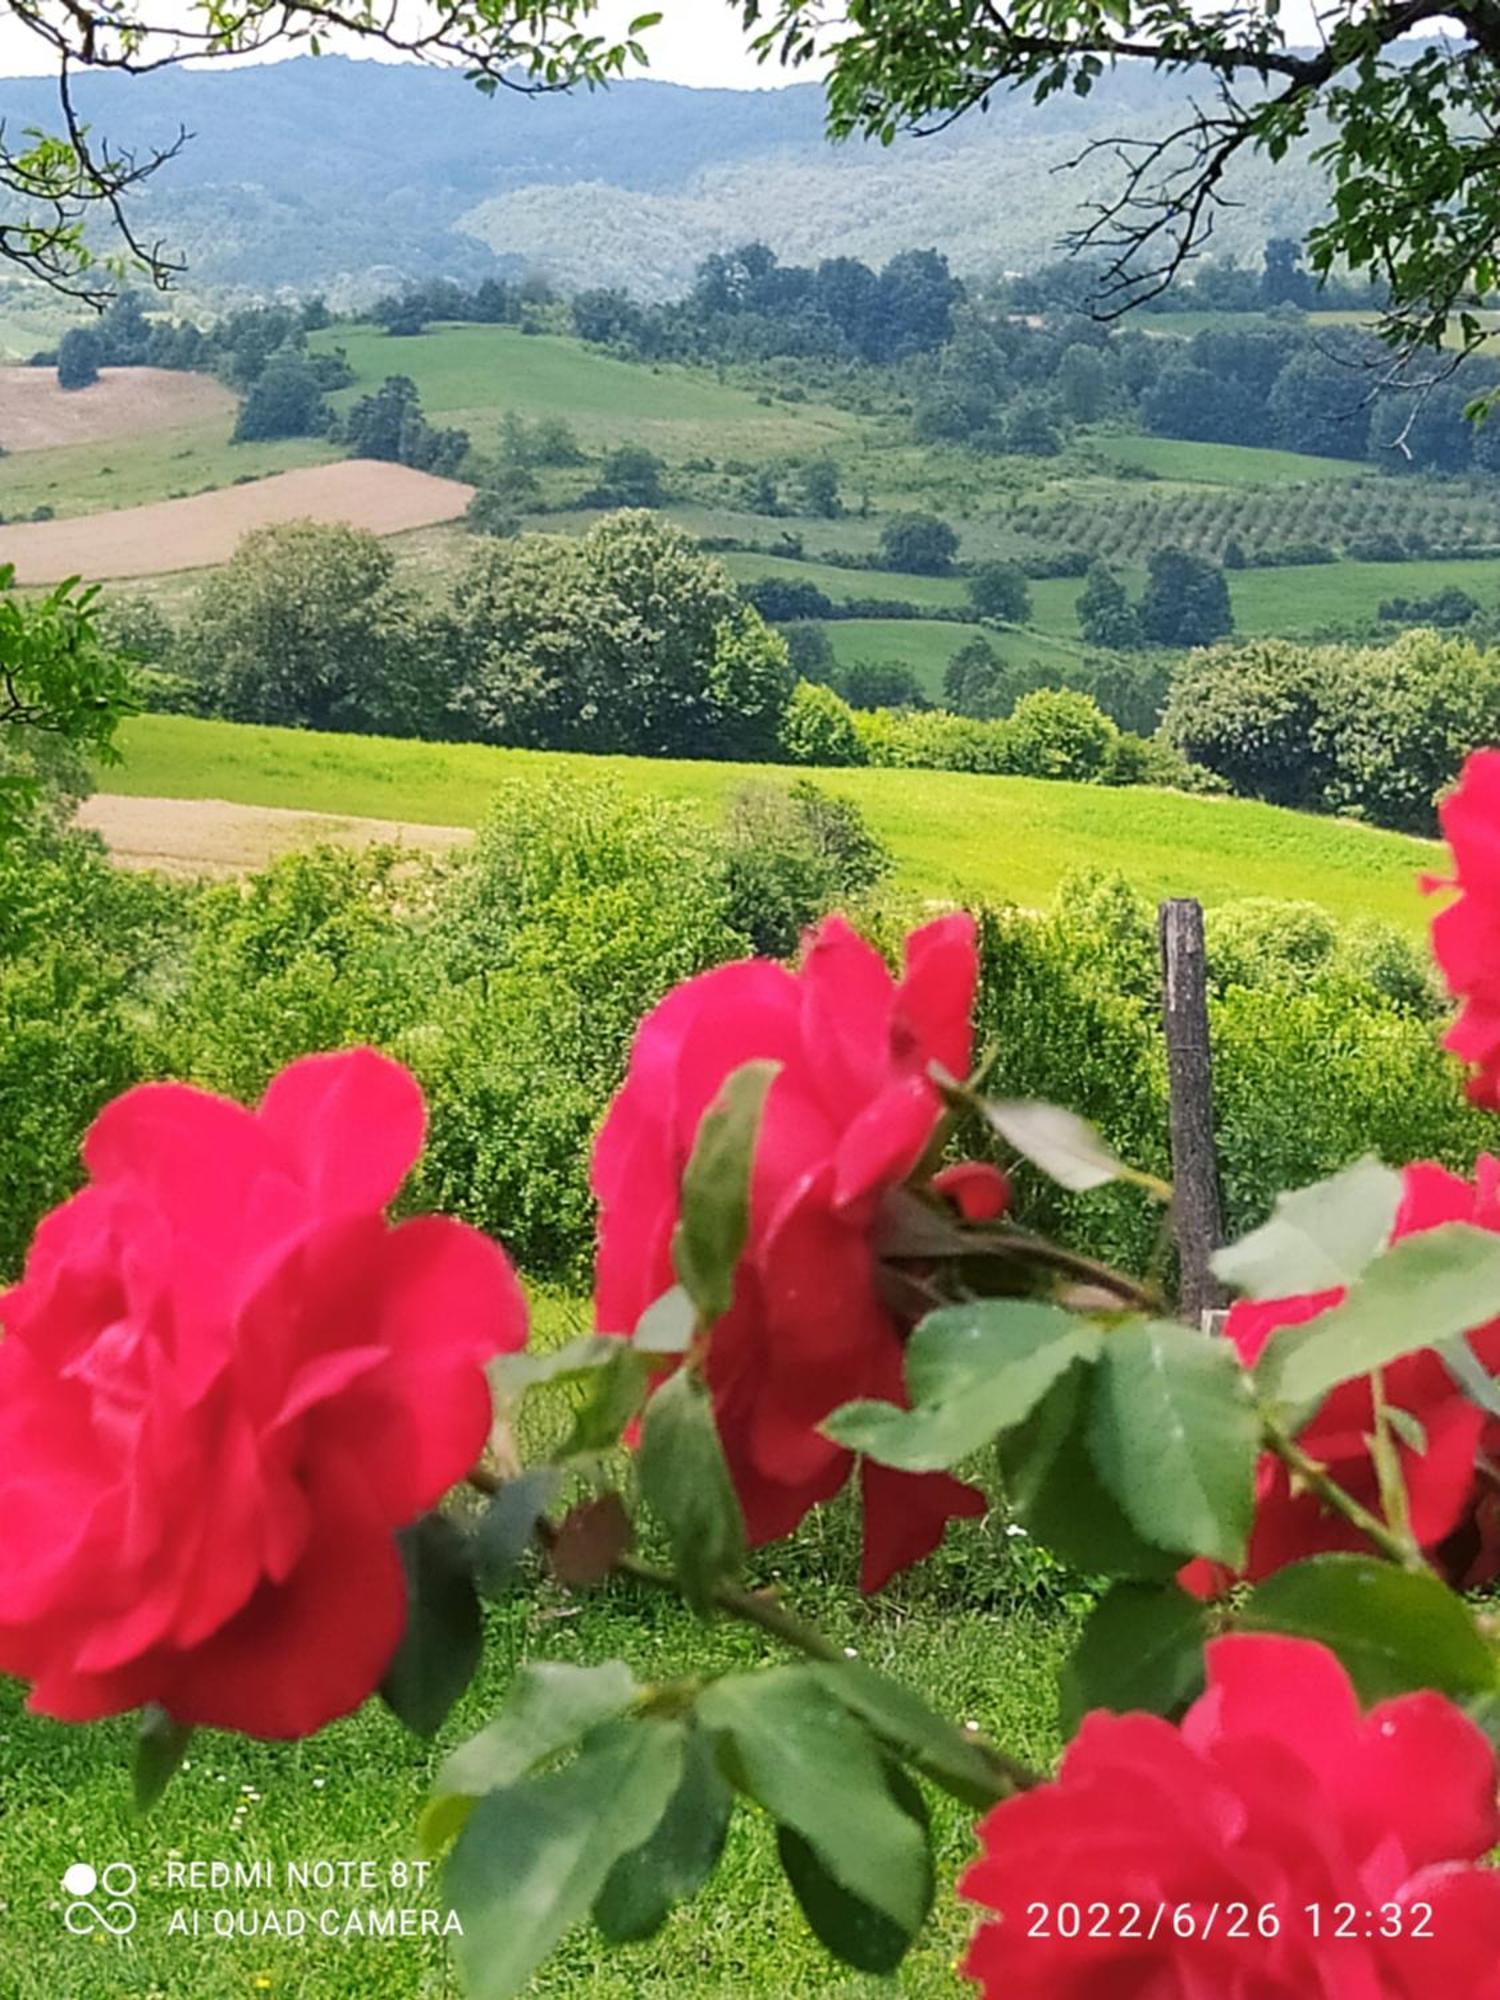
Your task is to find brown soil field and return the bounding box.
[0,366,236,452]
[0,460,476,583]
[78,794,470,879]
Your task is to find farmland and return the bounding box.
[103,713,1439,928]
[2,461,473,584]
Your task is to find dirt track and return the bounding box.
[0,460,476,583]
[78,794,471,879]
[0,365,236,452]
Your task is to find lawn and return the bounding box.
[0,1286,1077,1999]
[315,323,859,460]
[105,714,1439,930]
[720,549,972,613]
[1088,432,1362,487]
[1230,555,1500,632]
[0,424,337,520]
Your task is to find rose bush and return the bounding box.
[592,912,995,1591]
[0,1047,525,1738]
[1184,1157,1500,1595]
[1432,748,1500,1107]
[962,1633,1500,1998]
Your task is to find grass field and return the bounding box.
[1089,433,1362,486]
[0,1284,1076,2000]
[0,424,336,520]
[105,714,1438,929]
[315,323,859,459]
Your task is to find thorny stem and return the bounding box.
[1261,1419,1429,1572]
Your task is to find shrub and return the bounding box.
[720,779,893,957]
[878,512,960,575]
[968,560,1032,624]
[780,679,867,766]
[1003,688,1118,781]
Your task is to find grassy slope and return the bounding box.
[108,714,1437,929]
[0,426,337,520]
[1089,433,1361,486]
[316,323,858,458]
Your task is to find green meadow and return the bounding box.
[106,713,1438,929]
[315,322,859,458]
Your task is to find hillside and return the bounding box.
[0,55,1333,299]
[106,714,1438,929]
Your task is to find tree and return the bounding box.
[595,445,665,508]
[1077,563,1142,650]
[838,660,928,710]
[453,512,793,760]
[797,459,842,518]
[745,2,1500,363]
[1139,548,1234,647]
[0,563,136,829]
[1267,352,1372,461]
[232,352,330,442]
[1056,343,1110,424]
[878,512,960,576]
[343,375,469,475]
[1262,237,1314,310]
[55,326,101,391]
[943,636,1015,718]
[184,522,448,737]
[1001,395,1064,458]
[968,561,1031,626]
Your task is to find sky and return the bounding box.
[0,1,800,86]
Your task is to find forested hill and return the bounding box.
[0,53,1331,299]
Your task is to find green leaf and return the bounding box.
[1240,1556,1498,1702]
[1000,1364,1180,1580]
[777,1761,931,1974]
[1058,1584,1208,1735]
[556,1344,653,1460]
[1088,1320,1257,1566]
[634,1284,697,1355]
[423,1661,641,1856]
[133,1704,193,1813]
[494,1333,624,1397]
[593,1725,733,1942]
[1441,1332,1500,1418]
[1212,1157,1401,1299]
[380,1513,483,1740]
[672,1059,779,1324]
[823,1301,1101,1472]
[808,1660,1003,1811]
[474,1468,559,1600]
[446,1717,685,2000]
[1261,1224,1500,1410]
[637,1367,745,1613]
[982,1099,1123,1192]
[698,1666,930,1933]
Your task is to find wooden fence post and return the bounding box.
[1158,898,1227,1324]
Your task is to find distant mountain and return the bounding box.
[0,55,1333,302]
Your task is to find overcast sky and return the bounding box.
[0,1,798,85]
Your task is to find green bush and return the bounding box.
[780,679,868,766]
[720,779,893,957]
[1004,688,1118,780]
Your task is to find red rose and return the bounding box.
[1432,749,1500,1107]
[1185,1158,1500,1596]
[0,1049,525,1740]
[962,1634,1500,1999]
[592,914,987,1591]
